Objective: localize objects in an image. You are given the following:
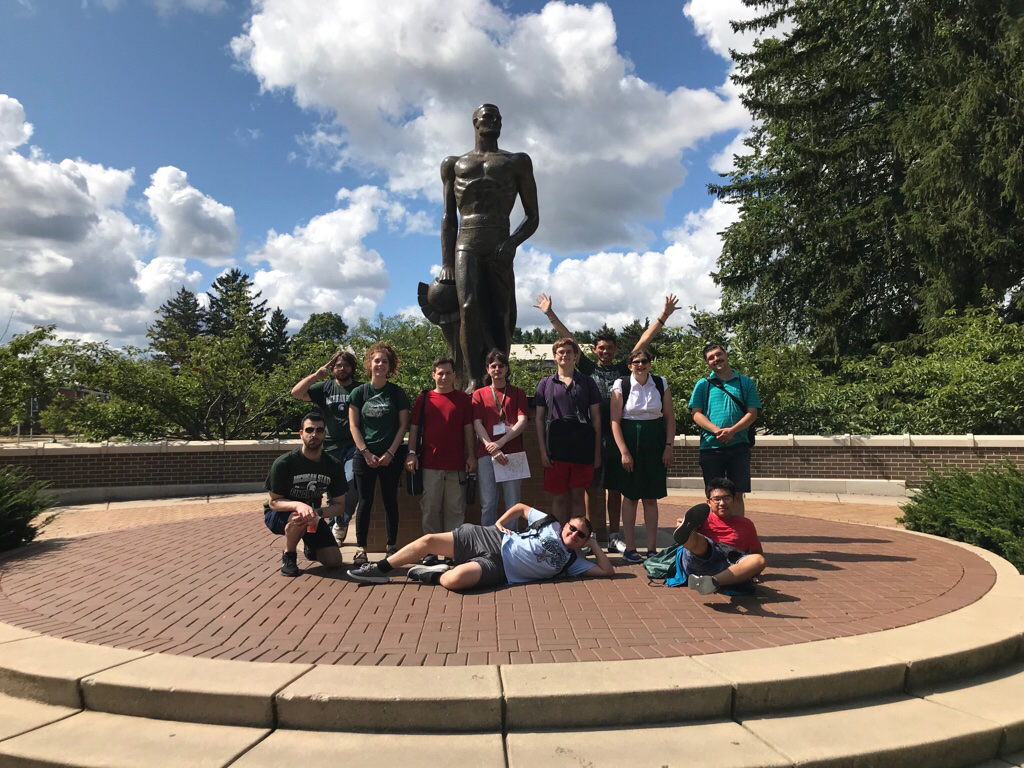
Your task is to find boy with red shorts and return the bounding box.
[535,338,601,524]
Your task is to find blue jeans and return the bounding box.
[327,445,358,529]
[477,454,522,526]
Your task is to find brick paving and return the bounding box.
[0,496,993,666]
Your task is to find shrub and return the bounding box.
[899,461,1024,572]
[0,466,57,551]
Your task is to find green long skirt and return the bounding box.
[605,417,668,501]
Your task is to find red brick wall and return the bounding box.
[5,428,1024,550]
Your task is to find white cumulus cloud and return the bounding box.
[513,198,740,333]
[232,0,749,253]
[144,166,239,266]
[248,185,431,328]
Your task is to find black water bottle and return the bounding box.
[463,472,477,504]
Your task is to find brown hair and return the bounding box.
[552,337,581,357]
[364,342,400,378]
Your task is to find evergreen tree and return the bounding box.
[261,308,291,371]
[204,269,268,342]
[712,0,919,357]
[147,288,204,364]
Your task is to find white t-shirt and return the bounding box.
[611,374,668,420]
[500,508,595,583]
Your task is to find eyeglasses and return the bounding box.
[565,522,590,539]
[302,427,326,434]
[630,359,651,366]
[709,495,732,503]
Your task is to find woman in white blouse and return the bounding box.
[608,349,675,562]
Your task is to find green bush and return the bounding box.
[899,462,1024,572]
[0,466,57,551]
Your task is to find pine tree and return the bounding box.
[147,288,204,364]
[204,269,268,342]
[261,308,291,371]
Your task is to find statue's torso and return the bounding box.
[453,151,521,223]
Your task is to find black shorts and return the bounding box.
[698,443,752,493]
[264,507,338,552]
[451,523,507,588]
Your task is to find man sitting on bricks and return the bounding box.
[345,503,616,590]
[671,477,766,595]
[264,412,348,577]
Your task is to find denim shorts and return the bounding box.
[679,535,749,576]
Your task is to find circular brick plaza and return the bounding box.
[0,499,994,666]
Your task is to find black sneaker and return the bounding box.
[281,552,299,577]
[406,563,451,583]
[673,503,711,546]
[420,554,440,567]
[346,562,389,584]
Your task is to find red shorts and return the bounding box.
[543,460,595,494]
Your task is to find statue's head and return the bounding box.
[472,103,502,137]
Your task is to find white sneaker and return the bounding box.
[609,533,627,554]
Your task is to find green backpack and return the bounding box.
[642,544,680,580]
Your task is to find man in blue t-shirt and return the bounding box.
[688,344,761,517]
[345,504,615,590]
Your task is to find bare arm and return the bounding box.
[405,423,420,471]
[535,404,552,468]
[291,352,339,401]
[580,539,615,578]
[506,154,539,249]
[439,156,458,280]
[496,503,532,534]
[533,293,572,339]
[610,390,632,472]
[662,385,676,469]
[463,422,477,472]
[631,294,680,355]
[267,490,316,524]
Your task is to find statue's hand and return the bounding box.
[437,266,455,284]
[495,240,516,263]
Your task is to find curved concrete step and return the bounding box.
[2,669,1024,768]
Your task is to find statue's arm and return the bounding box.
[440,156,458,279]
[505,153,539,250]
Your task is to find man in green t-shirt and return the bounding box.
[534,293,678,548]
[264,412,348,577]
[291,350,361,544]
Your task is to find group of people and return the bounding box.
[263,294,766,595]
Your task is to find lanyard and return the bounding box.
[491,383,508,423]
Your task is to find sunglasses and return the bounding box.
[302,427,326,434]
[565,522,590,539]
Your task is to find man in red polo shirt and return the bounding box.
[406,357,477,541]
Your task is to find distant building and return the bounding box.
[508,343,555,373]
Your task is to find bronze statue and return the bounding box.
[419,104,539,390]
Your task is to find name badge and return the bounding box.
[492,423,507,436]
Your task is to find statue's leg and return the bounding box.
[456,247,486,389]
[482,254,516,355]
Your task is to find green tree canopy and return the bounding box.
[712,0,1024,357]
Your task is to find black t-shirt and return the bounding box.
[263,448,347,514]
[576,355,629,435]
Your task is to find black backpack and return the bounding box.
[619,374,665,404]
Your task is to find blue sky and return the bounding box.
[0,0,758,346]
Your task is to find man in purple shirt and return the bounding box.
[535,338,602,524]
